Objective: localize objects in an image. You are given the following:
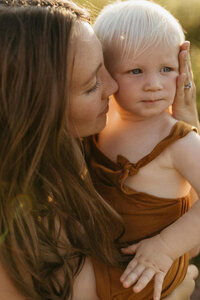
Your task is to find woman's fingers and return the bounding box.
[187,264,199,279]
[173,40,196,115]
[172,40,199,127]
[181,41,192,75]
[174,73,185,105]
[162,265,198,300]
[180,40,190,51]
[179,50,192,87]
[179,41,193,85]
[179,49,187,76]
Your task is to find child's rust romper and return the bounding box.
[86,121,198,300]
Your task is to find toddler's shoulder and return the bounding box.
[169,124,200,157]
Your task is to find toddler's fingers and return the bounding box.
[121,243,138,254]
[120,259,138,282]
[153,272,165,300]
[132,268,155,293]
[121,264,145,288]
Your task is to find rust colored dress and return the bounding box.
[86,121,198,300]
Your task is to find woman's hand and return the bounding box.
[120,234,176,300]
[189,245,200,259]
[172,41,199,129]
[163,264,198,300]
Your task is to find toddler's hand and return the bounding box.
[120,234,175,300]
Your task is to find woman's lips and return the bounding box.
[99,104,109,115]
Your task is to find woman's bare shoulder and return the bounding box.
[71,257,99,300]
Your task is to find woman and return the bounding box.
[0,0,198,299]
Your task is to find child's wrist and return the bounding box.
[158,232,180,260]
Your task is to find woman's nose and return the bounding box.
[102,67,118,99]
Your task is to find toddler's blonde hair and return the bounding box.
[94,0,185,63]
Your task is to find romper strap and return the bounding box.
[116,121,197,192]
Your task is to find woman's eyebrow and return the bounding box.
[82,62,103,87]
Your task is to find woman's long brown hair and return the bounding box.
[0,0,124,298]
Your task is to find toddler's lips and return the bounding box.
[141,99,162,103]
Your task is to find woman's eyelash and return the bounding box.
[87,81,100,94]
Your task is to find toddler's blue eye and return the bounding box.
[130,68,142,74]
[161,67,172,72]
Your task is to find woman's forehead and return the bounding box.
[69,22,100,67]
[71,21,95,43]
[68,22,103,88]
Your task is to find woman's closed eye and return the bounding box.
[129,68,142,75]
[86,80,100,94]
[161,66,172,73]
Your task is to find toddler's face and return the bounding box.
[109,42,179,120]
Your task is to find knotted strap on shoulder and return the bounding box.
[88,121,198,194]
[116,121,198,192]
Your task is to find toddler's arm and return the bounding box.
[120,201,200,300]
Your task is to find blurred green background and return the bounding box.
[75,0,200,116]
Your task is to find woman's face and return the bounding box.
[68,23,118,137]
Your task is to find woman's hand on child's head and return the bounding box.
[120,234,175,300]
[172,41,199,129]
